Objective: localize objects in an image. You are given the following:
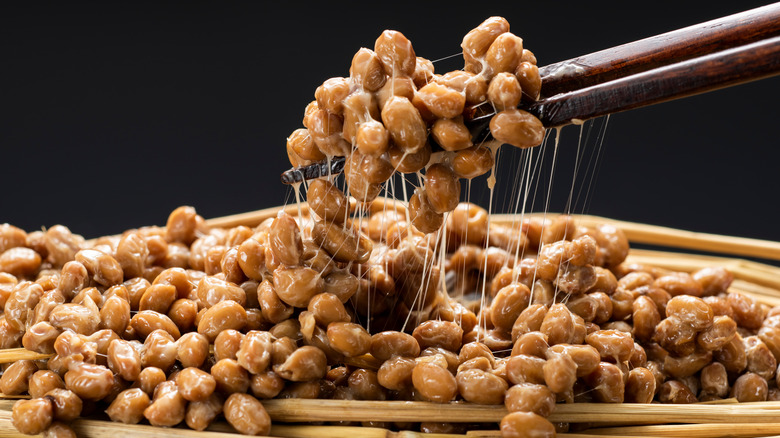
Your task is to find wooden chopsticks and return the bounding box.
[538,3,780,97]
[280,4,780,184]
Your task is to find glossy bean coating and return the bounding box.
[371,331,421,361]
[327,322,371,357]
[186,393,224,431]
[505,382,555,416]
[500,411,556,438]
[64,363,114,400]
[212,358,251,394]
[236,330,274,374]
[274,346,328,382]
[28,370,65,399]
[143,381,186,427]
[224,393,272,436]
[107,339,141,381]
[412,361,457,403]
[12,398,53,435]
[0,359,37,395]
[731,372,768,402]
[45,388,82,422]
[197,300,247,341]
[176,367,216,402]
[700,362,729,398]
[106,388,150,424]
[624,367,656,403]
[456,368,508,404]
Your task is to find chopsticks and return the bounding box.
[538,3,780,96]
[280,4,780,184]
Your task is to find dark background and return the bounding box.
[2,2,779,251]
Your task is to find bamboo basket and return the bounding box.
[1,202,779,438]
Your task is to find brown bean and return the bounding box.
[0,247,41,278]
[372,331,421,361]
[28,370,65,399]
[311,221,372,264]
[107,339,141,382]
[505,382,555,416]
[452,146,494,179]
[500,411,555,438]
[177,332,210,368]
[315,77,350,115]
[381,96,427,153]
[224,393,272,436]
[512,304,549,342]
[131,310,181,339]
[327,322,371,357]
[64,363,114,400]
[185,393,223,431]
[700,362,729,398]
[485,32,523,75]
[143,381,186,427]
[5,281,44,330]
[274,346,328,382]
[12,398,53,435]
[625,367,656,403]
[377,356,416,391]
[350,48,387,92]
[197,274,246,308]
[487,72,522,111]
[744,335,777,380]
[461,17,510,71]
[308,109,350,157]
[43,225,83,268]
[409,189,444,234]
[540,303,575,345]
[269,212,303,267]
[632,295,660,342]
[251,371,285,400]
[387,140,431,174]
[714,333,748,373]
[490,108,545,149]
[415,82,465,119]
[515,61,541,102]
[424,163,461,214]
[692,266,734,296]
[731,372,768,402]
[413,320,463,352]
[22,321,60,354]
[211,358,250,394]
[664,350,713,378]
[505,354,546,385]
[0,359,37,395]
[432,117,472,151]
[728,292,764,330]
[348,369,386,401]
[141,330,178,372]
[666,295,713,330]
[235,330,274,374]
[134,367,165,396]
[176,367,216,402]
[168,298,198,333]
[75,249,123,287]
[585,329,634,363]
[106,388,150,424]
[412,361,457,403]
[197,300,247,341]
[583,362,625,403]
[543,351,577,393]
[456,368,508,404]
[374,30,416,77]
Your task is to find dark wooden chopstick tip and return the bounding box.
[280,156,346,185]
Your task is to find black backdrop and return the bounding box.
[3,1,779,249]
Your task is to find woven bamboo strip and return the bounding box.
[2,395,777,425]
[0,348,52,364]
[582,422,780,437]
